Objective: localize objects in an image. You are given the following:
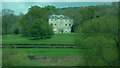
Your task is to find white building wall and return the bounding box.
[48,15,73,33]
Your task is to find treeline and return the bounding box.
[2,2,118,36]
[75,2,119,66]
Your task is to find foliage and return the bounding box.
[20,6,53,39]
[44,5,57,15]
[14,28,19,35]
[76,15,119,66]
[2,48,29,66]
[61,3,118,32]
[2,9,18,35]
[28,18,53,39]
[2,2,118,35]
[0,15,2,35]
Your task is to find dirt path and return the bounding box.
[28,56,85,66]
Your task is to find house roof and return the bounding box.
[49,14,69,19]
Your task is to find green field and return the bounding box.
[2,33,75,44]
[2,33,90,66]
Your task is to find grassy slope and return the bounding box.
[2,33,75,44]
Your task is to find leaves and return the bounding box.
[76,15,119,66]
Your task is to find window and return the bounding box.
[69,24,71,26]
[65,24,67,26]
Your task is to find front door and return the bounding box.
[59,29,63,33]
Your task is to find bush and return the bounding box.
[3,48,29,66]
[14,28,19,35]
[78,36,119,66]
[76,15,119,66]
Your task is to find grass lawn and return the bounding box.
[2,33,76,44]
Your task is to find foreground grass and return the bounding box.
[3,48,93,66]
[22,48,93,66]
[2,33,75,44]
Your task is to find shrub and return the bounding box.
[3,48,29,66]
[14,28,19,35]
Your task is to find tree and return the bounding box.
[61,8,82,32]
[14,28,19,35]
[0,21,1,35]
[20,5,54,39]
[27,5,48,21]
[2,9,18,35]
[76,15,119,66]
[20,5,50,37]
[29,19,53,39]
[44,5,57,15]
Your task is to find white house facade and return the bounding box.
[48,14,73,33]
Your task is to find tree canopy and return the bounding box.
[76,15,119,66]
[20,5,53,39]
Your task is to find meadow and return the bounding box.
[2,33,87,66]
